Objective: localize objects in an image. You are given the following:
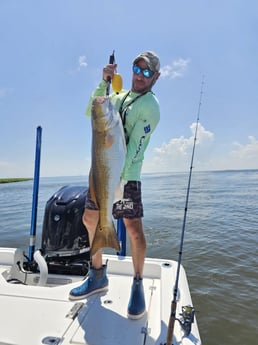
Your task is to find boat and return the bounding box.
[0,127,202,345]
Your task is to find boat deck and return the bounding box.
[0,249,201,345]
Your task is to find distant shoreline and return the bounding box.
[0,178,32,184]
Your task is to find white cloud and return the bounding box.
[67,56,88,76]
[78,55,88,70]
[160,58,191,79]
[202,136,258,171]
[227,136,258,169]
[145,122,214,172]
[231,136,258,157]
[144,128,258,173]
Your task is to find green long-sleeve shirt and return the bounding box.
[86,80,160,181]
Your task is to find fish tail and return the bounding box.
[91,221,120,256]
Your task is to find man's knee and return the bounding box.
[124,218,144,238]
[82,209,99,233]
[82,210,87,227]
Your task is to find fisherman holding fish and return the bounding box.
[69,51,160,320]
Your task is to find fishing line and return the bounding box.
[166,76,205,345]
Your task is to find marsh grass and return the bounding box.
[0,178,32,184]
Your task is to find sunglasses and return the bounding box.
[133,65,155,78]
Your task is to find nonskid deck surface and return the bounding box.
[0,252,201,345]
[70,274,162,345]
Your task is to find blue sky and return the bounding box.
[1,0,258,178]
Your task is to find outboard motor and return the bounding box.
[41,185,90,275]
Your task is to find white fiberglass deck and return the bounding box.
[0,249,201,345]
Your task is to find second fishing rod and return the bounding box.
[165,76,205,345]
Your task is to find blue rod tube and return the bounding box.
[29,126,42,261]
[117,218,126,256]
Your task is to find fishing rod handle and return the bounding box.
[106,50,115,96]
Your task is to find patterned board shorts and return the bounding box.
[85,181,144,219]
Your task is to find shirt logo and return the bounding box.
[144,124,151,134]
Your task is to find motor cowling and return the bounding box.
[41,185,90,275]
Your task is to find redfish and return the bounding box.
[89,96,126,255]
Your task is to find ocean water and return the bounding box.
[0,170,258,345]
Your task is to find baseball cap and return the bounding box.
[133,51,160,72]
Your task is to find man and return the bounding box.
[69,51,160,320]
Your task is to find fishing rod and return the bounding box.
[166,77,204,345]
[106,50,123,96]
[105,50,126,256]
[106,50,115,96]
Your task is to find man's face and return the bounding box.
[131,59,160,94]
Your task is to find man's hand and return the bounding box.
[103,64,117,82]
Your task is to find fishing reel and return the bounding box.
[176,305,195,336]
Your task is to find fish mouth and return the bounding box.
[93,96,108,103]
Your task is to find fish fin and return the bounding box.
[91,221,120,256]
[89,169,99,208]
[105,133,115,148]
